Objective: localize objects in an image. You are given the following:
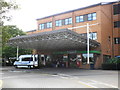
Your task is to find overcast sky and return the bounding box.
[5,0,117,31]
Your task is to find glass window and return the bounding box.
[39,24,42,30]
[56,20,62,26]
[47,22,52,28]
[39,24,45,30]
[92,13,97,20]
[47,22,50,28]
[69,18,72,24]
[41,24,44,29]
[113,4,120,15]
[114,21,120,28]
[50,22,52,28]
[114,38,120,44]
[83,14,88,21]
[22,57,33,61]
[89,32,97,40]
[56,21,59,26]
[80,15,84,22]
[93,33,97,40]
[65,18,69,25]
[76,16,80,23]
[65,18,72,25]
[88,13,96,21]
[88,13,92,21]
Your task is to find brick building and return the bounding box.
[9,1,120,69]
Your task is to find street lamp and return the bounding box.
[68,23,99,64]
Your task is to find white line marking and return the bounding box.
[90,80,118,88]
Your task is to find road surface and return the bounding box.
[1,66,119,89]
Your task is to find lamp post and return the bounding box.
[17,46,19,60]
[16,35,20,60]
[68,23,99,64]
[86,23,90,64]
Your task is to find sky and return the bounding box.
[4,0,117,32]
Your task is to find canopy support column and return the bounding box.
[17,46,19,60]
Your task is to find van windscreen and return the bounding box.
[22,57,33,61]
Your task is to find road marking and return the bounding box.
[60,76,69,79]
[90,80,118,88]
[78,81,98,88]
[0,80,3,88]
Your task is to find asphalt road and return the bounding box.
[1,66,119,89]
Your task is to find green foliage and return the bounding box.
[2,25,32,59]
[104,57,120,64]
[2,25,25,46]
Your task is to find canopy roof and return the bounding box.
[8,29,100,53]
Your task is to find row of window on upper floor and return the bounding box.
[39,12,97,30]
[113,4,120,15]
[39,22,52,30]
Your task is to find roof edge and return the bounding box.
[36,1,117,21]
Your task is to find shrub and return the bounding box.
[104,57,120,64]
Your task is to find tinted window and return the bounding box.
[114,38,120,44]
[114,21,120,28]
[113,4,120,15]
[22,57,33,61]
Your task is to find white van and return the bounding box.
[14,55,38,68]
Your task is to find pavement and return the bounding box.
[0,66,119,89]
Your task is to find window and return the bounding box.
[114,21,120,28]
[22,57,33,61]
[65,18,69,25]
[89,32,97,40]
[76,12,97,23]
[39,24,45,30]
[88,13,92,21]
[113,4,120,15]
[47,22,52,28]
[69,18,72,24]
[83,14,88,21]
[76,15,84,23]
[76,16,80,23]
[65,18,72,25]
[92,13,97,20]
[56,20,62,26]
[79,15,84,22]
[88,13,96,21]
[114,38,120,44]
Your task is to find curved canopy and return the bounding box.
[8,29,100,53]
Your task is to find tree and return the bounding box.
[2,25,32,59]
[0,0,18,25]
[0,0,19,59]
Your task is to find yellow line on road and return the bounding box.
[78,81,98,88]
